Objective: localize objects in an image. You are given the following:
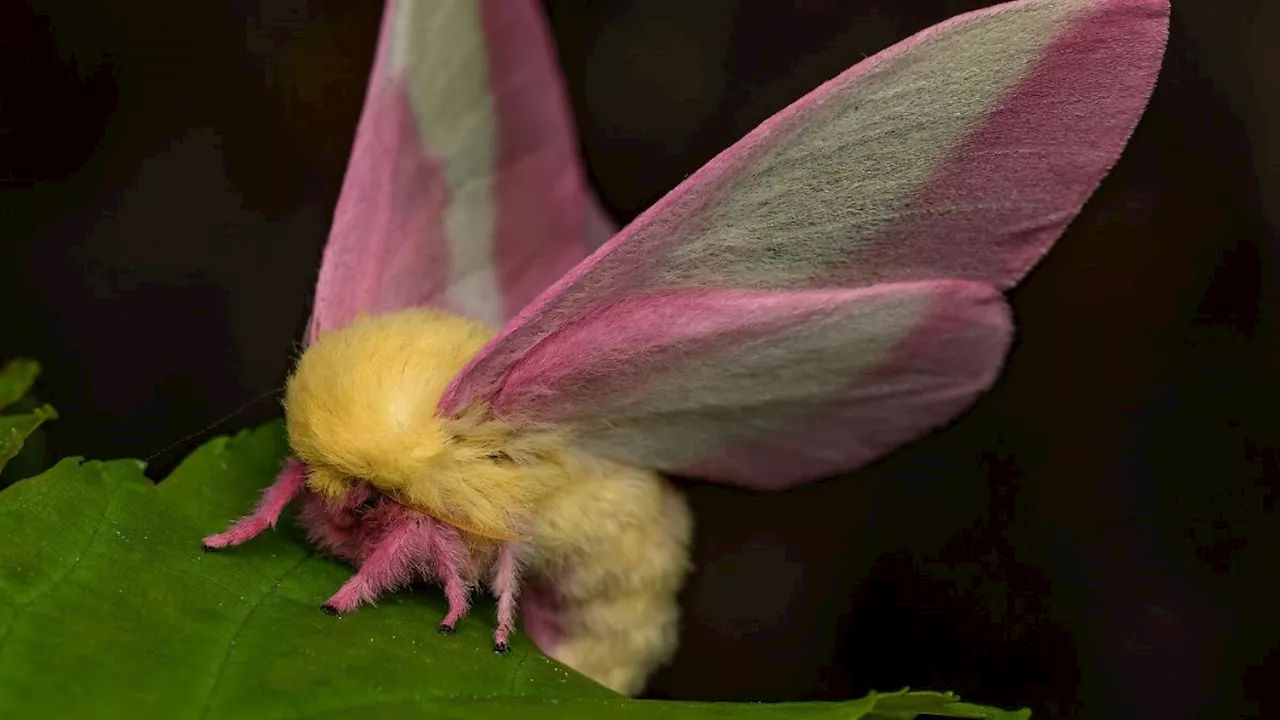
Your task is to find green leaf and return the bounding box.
[0,359,56,476]
[861,690,1032,719]
[0,359,40,411]
[0,421,1030,718]
[0,406,57,474]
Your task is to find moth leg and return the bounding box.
[322,503,422,615]
[203,457,307,550]
[490,542,523,653]
[424,520,472,634]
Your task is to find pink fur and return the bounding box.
[490,542,522,649]
[202,458,306,549]
[294,485,498,639]
[322,501,425,614]
[206,465,573,658]
[297,484,367,563]
[422,517,474,631]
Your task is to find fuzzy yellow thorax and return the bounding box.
[284,308,573,540]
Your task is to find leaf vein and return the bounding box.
[507,648,532,694]
[196,553,311,720]
[0,464,116,657]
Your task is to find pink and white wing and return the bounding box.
[439,0,1169,490]
[307,0,610,342]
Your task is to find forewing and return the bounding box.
[437,0,1168,487]
[442,0,1169,413]
[307,0,610,341]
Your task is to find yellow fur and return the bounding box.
[284,309,694,694]
[285,309,570,540]
[525,457,692,695]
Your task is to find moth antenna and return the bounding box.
[143,387,282,469]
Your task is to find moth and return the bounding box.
[203,0,1169,696]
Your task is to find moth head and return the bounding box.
[284,309,570,540]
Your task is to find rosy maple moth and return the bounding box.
[204,0,1170,697]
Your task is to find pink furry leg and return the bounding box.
[203,457,307,550]
[322,504,423,615]
[490,542,522,654]
[425,520,473,635]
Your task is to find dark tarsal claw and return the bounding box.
[202,543,217,553]
[438,623,456,636]
[321,604,342,617]
[493,641,510,655]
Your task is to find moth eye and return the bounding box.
[485,451,515,466]
[344,480,382,514]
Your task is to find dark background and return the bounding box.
[3,1,1278,717]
